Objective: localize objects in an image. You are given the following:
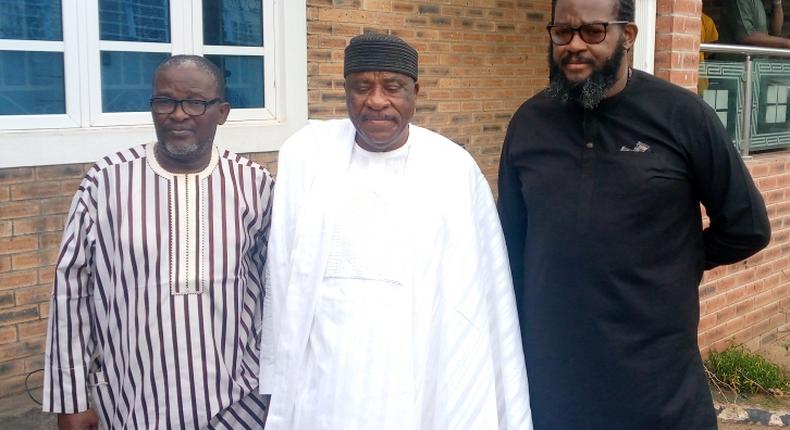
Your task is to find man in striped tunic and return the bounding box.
[43,55,273,429]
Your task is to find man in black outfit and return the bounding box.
[497,0,772,428]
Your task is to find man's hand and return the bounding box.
[58,409,99,430]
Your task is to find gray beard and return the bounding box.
[546,43,625,110]
[164,141,199,158]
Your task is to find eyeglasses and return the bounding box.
[546,21,630,45]
[149,97,223,116]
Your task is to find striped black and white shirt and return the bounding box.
[43,144,274,429]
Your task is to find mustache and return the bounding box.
[561,54,594,65]
[361,114,398,121]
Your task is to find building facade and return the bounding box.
[0,0,788,399]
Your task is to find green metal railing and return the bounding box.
[699,43,790,156]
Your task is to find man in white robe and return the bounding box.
[261,32,532,430]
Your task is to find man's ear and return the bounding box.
[414,81,420,96]
[623,22,639,51]
[217,101,231,125]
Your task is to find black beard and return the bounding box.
[546,42,626,110]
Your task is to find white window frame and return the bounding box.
[633,0,656,74]
[0,0,307,168]
[764,85,788,124]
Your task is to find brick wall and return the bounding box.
[0,164,85,398]
[698,153,790,356]
[656,0,702,91]
[656,0,789,355]
[305,0,552,183]
[0,0,788,401]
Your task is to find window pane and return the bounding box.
[203,0,263,46]
[99,0,170,43]
[206,55,264,109]
[0,0,62,41]
[0,51,64,115]
[101,51,168,112]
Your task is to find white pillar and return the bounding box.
[633,0,657,74]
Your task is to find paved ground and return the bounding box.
[0,390,54,429]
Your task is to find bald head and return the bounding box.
[154,55,226,99]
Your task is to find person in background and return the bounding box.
[720,0,790,48]
[698,12,719,93]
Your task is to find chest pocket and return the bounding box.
[596,151,668,200]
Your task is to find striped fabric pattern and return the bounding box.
[43,144,273,429]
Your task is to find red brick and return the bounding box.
[39,232,63,250]
[0,270,37,291]
[698,313,716,332]
[700,293,727,315]
[17,319,48,340]
[24,354,44,373]
[0,187,8,202]
[11,248,59,270]
[0,338,43,361]
[39,197,72,216]
[0,305,39,326]
[0,201,40,220]
[0,291,13,309]
[0,325,16,345]
[0,357,27,379]
[715,305,737,324]
[0,168,34,185]
[12,215,66,236]
[9,182,66,201]
[37,268,55,285]
[0,236,38,256]
[38,302,49,318]
[0,256,9,272]
[14,286,51,306]
[0,221,10,238]
[735,298,755,316]
[35,164,85,180]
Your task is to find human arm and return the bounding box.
[253,170,275,393]
[42,180,99,417]
[496,124,528,296]
[259,132,304,394]
[770,0,784,36]
[740,31,790,48]
[730,0,790,47]
[58,410,99,430]
[686,102,771,269]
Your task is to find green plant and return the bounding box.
[705,344,790,396]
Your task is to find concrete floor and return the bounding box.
[0,391,55,430]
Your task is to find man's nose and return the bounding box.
[170,101,191,120]
[569,32,589,52]
[366,87,390,109]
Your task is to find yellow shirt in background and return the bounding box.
[699,13,720,93]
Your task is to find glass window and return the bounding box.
[206,55,264,109]
[99,0,170,43]
[101,51,168,112]
[203,0,263,46]
[0,51,65,115]
[764,85,788,124]
[0,0,62,41]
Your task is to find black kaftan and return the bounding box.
[498,70,770,430]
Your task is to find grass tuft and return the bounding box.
[705,344,790,396]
